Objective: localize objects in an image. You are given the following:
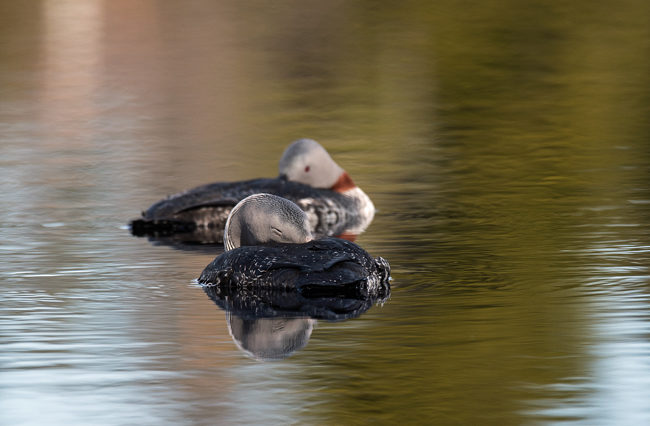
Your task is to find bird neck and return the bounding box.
[330,171,356,193]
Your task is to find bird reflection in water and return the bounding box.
[203,280,390,361]
[227,315,315,362]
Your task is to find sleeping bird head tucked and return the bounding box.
[223,193,313,251]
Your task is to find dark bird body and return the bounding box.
[131,178,366,242]
[198,237,390,294]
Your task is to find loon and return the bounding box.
[130,139,375,243]
[198,194,391,294]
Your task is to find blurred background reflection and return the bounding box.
[1,0,650,424]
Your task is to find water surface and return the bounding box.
[2,1,650,425]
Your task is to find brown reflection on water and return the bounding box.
[39,1,102,144]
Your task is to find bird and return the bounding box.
[197,193,391,295]
[130,139,375,243]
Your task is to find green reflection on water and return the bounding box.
[1,0,650,424]
[239,1,650,424]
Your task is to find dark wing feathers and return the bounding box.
[132,178,360,241]
[176,198,239,213]
[198,267,233,286]
[321,253,359,270]
[144,178,347,220]
[143,179,273,220]
[198,238,386,291]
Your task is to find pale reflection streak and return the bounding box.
[2,3,171,425]
[530,238,650,424]
[585,241,650,425]
[40,0,102,143]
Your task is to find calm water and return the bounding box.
[2,1,650,424]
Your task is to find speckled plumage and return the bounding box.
[198,237,391,293]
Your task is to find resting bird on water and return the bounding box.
[130,139,375,243]
[198,194,391,294]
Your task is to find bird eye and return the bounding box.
[304,165,310,172]
[271,226,282,236]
